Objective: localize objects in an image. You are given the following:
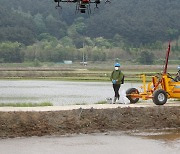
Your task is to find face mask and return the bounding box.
[115,67,119,70]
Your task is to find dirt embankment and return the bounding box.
[0,106,180,138]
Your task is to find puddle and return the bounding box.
[131,129,180,141]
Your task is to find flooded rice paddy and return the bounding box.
[0,80,140,105]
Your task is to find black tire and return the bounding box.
[126,88,139,104]
[153,89,167,105]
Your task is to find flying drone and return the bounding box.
[54,0,111,14]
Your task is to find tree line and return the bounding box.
[0,38,179,65]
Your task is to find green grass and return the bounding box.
[75,103,87,105]
[95,101,107,104]
[75,101,108,105]
[0,64,178,82]
[0,102,53,107]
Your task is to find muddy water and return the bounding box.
[0,132,179,154]
[0,80,140,105]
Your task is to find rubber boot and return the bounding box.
[113,97,117,104]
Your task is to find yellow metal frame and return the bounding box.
[162,75,180,98]
[130,74,180,100]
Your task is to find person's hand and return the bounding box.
[112,80,116,84]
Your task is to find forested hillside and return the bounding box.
[0,0,180,64]
[86,0,180,45]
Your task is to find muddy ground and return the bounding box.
[0,106,180,138]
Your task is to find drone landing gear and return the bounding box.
[94,3,99,9]
[55,2,62,9]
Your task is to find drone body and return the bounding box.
[54,0,110,14]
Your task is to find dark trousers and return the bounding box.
[113,84,120,98]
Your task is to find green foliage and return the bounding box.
[33,58,41,67]
[95,101,107,104]
[0,0,180,64]
[73,17,86,35]
[167,28,179,40]
[94,37,112,48]
[113,34,125,47]
[0,5,37,45]
[34,13,47,34]
[137,51,155,65]
[60,36,74,47]
[45,14,67,39]
[85,0,180,45]
[38,33,57,42]
[0,102,53,107]
[1,0,180,46]
[0,42,23,63]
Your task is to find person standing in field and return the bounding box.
[110,63,124,103]
[174,65,180,82]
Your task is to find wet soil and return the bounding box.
[0,106,180,138]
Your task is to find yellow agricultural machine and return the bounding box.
[126,43,180,105]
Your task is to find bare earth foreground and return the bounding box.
[0,101,180,138]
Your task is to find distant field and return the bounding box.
[0,63,178,82]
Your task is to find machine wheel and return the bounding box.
[126,88,139,104]
[153,89,167,105]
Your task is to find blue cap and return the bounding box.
[114,63,120,67]
[178,65,180,70]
